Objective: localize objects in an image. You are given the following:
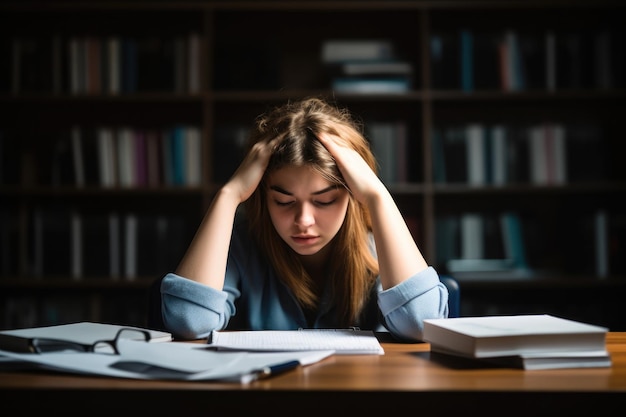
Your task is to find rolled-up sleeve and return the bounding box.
[161,273,239,340]
[377,266,449,341]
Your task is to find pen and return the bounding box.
[250,360,300,381]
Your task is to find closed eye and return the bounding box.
[314,199,336,206]
[274,200,294,206]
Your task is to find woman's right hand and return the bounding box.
[225,138,277,203]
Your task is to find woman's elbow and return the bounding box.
[161,297,227,340]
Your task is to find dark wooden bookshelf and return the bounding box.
[1,0,625,330]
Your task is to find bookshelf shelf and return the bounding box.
[1,0,625,331]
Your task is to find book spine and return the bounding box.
[71,210,82,281]
[595,210,608,278]
[71,126,85,187]
[466,124,485,185]
[460,30,473,92]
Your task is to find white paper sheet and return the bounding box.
[0,340,334,383]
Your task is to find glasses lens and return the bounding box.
[114,329,151,355]
[33,339,87,353]
[93,341,117,354]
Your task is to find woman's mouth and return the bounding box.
[291,235,320,245]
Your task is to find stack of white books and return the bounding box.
[423,314,611,370]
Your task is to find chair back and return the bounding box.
[439,275,461,318]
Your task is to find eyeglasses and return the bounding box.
[29,328,152,355]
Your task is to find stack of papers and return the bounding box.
[0,338,333,383]
[0,323,384,382]
[423,314,611,370]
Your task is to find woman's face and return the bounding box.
[266,165,350,257]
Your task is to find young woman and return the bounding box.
[160,97,448,341]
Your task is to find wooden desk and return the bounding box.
[2,333,625,416]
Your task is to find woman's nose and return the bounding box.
[294,203,315,227]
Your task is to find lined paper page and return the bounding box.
[208,329,384,355]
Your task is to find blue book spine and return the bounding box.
[460,30,474,92]
[171,127,185,185]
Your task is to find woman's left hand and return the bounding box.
[317,133,386,205]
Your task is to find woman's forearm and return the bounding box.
[175,186,242,290]
[368,189,428,290]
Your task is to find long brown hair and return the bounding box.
[245,97,380,326]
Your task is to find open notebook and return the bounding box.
[207,329,385,355]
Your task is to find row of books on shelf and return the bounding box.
[2,34,201,94]
[0,208,192,281]
[0,125,202,188]
[559,209,626,279]
[436,211,532,280]
[366,121,410,184]
[211,120,414,186]
[432,122,605,186]
[437,209,622,280]
[431,28,624,91]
